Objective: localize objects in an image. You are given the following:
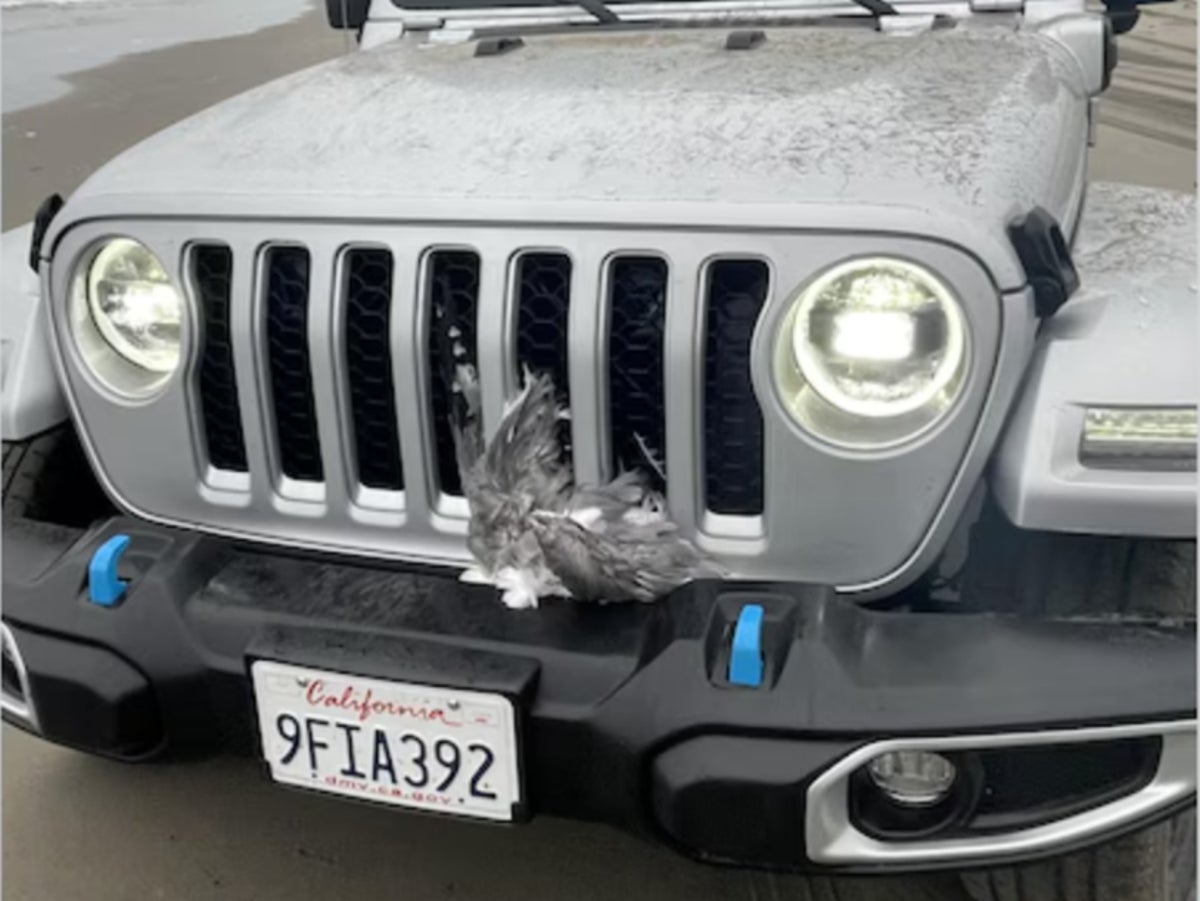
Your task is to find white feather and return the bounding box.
[495,567,542,610]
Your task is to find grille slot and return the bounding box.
[264,246,323,482]
[344,248,403,491]
[515,252,573,456]
[426,250,480,497]
[192,245,247,473]
[608,256,668,494]
[704,260,769,515]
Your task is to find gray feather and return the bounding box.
[450,366,717,607]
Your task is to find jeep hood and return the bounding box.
[60,25,1088,289]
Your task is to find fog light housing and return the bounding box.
[849,749,982,840]
[867,750,957,807]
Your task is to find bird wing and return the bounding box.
[530,510,715,602]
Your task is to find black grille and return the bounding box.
[608,257,668,494]
[193,245,247,472]
[344,249,403,491]
[427,250,480,497]
[264,246,323,482]
[704,260,768,515]
[515,253,573,455]
[971,738,1160,829]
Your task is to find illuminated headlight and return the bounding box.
[773,258,969,447]
[83,238,182,374]
[1081,407,1197,471]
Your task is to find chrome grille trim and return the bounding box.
[568,247,610,488]
[389,240,430,527]
[476,241,519,448]
[806,720,1197,865]
[306,239,351,508]
[662,249,704,531]
[228,238,274,507]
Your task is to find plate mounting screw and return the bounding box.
[447,700,461,711]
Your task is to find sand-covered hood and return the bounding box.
[63,24,1089,285]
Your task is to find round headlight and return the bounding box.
[773,258,969,447]
[86,238,182,373]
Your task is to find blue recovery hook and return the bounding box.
[728,604,765,688]
[88,534,131,607]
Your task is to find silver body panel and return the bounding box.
[993,182,1198,537]
[38,17,1183,593]
[0,224,67,442]
[45,26,1089,288]
[47,218,1027,592]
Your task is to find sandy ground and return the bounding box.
[1,1,1195,899]
[2,4,347,229]
[1,0,315,113]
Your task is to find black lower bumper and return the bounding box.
[2,515,1195,873]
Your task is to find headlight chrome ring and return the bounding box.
[69,237,184,398]
[772,257,970,449]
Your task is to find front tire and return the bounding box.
[325,0,371,29]
[962,815,1195,901]
[958,505,1196,901]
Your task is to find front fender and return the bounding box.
[0,224,68,442]
[992,182,1196,537]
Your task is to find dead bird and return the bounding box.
[450,364,717,609]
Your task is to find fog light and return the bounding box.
[867,751,957,807]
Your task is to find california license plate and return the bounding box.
[251,660,521,821]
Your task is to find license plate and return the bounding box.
[251,660,521,821]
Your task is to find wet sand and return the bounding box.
[2,5,345,229]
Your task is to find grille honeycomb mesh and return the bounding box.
[515,253,573,456]
[704,260,768,515]
[608,257,668,494]
[192,245,247,472]
[345,248,403,491]
[265,246,323,482]
[193,242,766,521]
[427,251,480,497]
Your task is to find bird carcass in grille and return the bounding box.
[450,365,717,609]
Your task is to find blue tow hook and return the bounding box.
[87,534,131,607]
[728,604,765,688]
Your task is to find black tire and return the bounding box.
[962,814,1195,901]
[760,871,975,901]
[958,504,1196,901]
[325,0,371,29]
[2,425,112,527]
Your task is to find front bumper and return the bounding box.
[2,515,1195,874]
